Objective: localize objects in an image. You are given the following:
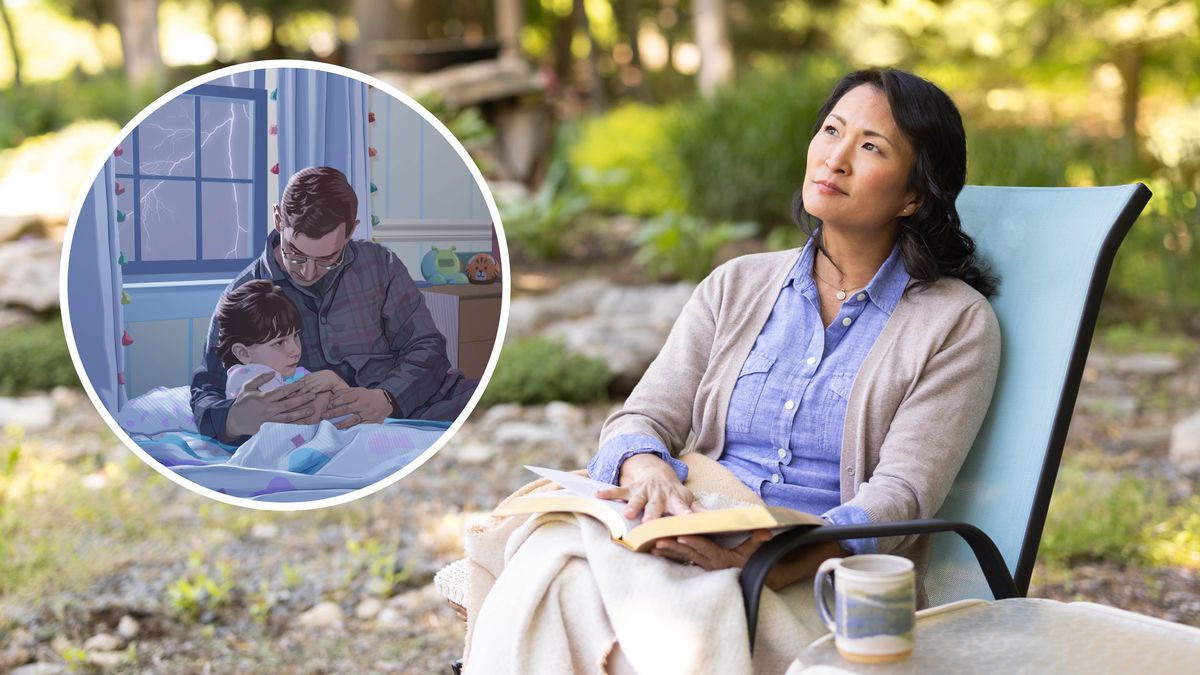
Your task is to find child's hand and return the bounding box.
[299,369,349,394]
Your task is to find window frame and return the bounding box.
[118,80,268,275]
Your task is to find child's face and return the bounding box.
[236,332,302,378]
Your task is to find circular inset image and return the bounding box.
[61,61,508,509]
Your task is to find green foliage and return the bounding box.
[480,338,612,406]
[167,553,235,622]
[672,58,845,230]
[0,72,156,151]
[568,103,688,217]
[633,212,756,282]
[497,157,590,261]
[1040,460,1167,570]
[1107,179,1200,320]
[0,317,82,395]
[345,537,410,596]
[1146,496,1200,569]
[1096,321,1198,359]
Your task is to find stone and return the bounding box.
[364,576,392,597]
[11,664,67,675]
[82,633,124,652]
[1169,411,1200,473]
[1075,394,1137,417]
[49,636,71,655]
[494,421,565,446]
[250,522,279,540]
[296,601,344,629]
[0,239,61,311]
[88,652,124,668]
[116,615,139,640]
[478,402,523,427]
[0,646,32,671]
[355,597,384,620]
[0,306,36,332]
[1113,353,1182,376]
[0,215,46,243]
[543,401,586,430]
[374,607,404,628]
[451,441,497,464]
[0,396,57,431]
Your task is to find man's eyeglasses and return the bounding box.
[279,228,346,270]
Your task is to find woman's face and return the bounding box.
[802,84,921,237]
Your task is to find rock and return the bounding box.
[478,402,523,427]
[88,651,124,668]
[374,607,403,628]
[49,636,71,655]
[0,306,36,332]
[116,615,139,640]
[355,597,384,620]
[0,646,32,671]
[1075,394,1137,417]
[11,664,67,675]
[450,441,497,464]
[1113,353,1182,376]
[0,215,46,243]
[0,395,56,431]
[83,633,124,652]
[1170,411,1200,473]
[543,401,585,430]
[0,239,61,312]
[250,522,279,540]
[296,601,344,629]
[494,421,565,446]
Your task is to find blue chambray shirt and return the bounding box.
[589,237,910,554]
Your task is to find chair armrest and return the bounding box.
[740,518,1019,651]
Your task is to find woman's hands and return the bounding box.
[651,530,773,571]
[594,453,697,521]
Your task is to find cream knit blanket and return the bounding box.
[460,453,826,674]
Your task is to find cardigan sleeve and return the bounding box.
[594,266,724,462]
[843,296,1001,554]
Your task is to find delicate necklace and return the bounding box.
[812,267,867,301]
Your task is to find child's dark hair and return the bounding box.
[215,280,302,368]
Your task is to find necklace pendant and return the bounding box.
[836,290,847,300]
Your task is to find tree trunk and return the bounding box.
[574,0,606,113]
[116,0,164,90]
[1116,44,1142,168]
[495,0,523,60]
[616,0,650,101]
[694,0,733,99]
[0,0,20,87]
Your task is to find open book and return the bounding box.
[493,465,824,552]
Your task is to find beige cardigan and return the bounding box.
[599,248,1001,599]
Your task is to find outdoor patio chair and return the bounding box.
[741,183,1154,649]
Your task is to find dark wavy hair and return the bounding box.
[215,280,302,368]
[792,69,998,298]
[279,166,358,238]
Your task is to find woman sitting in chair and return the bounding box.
[456,68,1001,674]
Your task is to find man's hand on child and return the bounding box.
[226,373,317,438]
[327,387,392,429]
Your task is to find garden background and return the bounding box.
[0,0,1198,672]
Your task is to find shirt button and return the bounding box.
[784,400,795,410]
[777,448,787,459]
[857,293,866,301]
[806,356,816,365]
[846,466,856,475]
[842,317,852,327]
[771,474,781,484]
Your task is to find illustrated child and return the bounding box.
[214,280,347,418]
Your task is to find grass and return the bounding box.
[1040,454,1200,573]
[1095,321,1199,360]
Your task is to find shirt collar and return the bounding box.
[784,234,910,316]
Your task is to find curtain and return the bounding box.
[277,68,372,240]
[67,158,126,413]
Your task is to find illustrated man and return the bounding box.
[190,166,477,443]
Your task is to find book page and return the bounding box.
[525,465,642,533]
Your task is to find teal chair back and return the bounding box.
[926,184,1152,605]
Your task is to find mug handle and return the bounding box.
[813,557,843,633]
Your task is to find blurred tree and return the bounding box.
[239,0,349,60]
[694,0,732,97]
[0,0,20,86]
[117,0,164,90]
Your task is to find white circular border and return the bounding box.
[59,59,511,511]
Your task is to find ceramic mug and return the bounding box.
[813,554,916,663]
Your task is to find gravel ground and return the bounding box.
[1,346,1197,673]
